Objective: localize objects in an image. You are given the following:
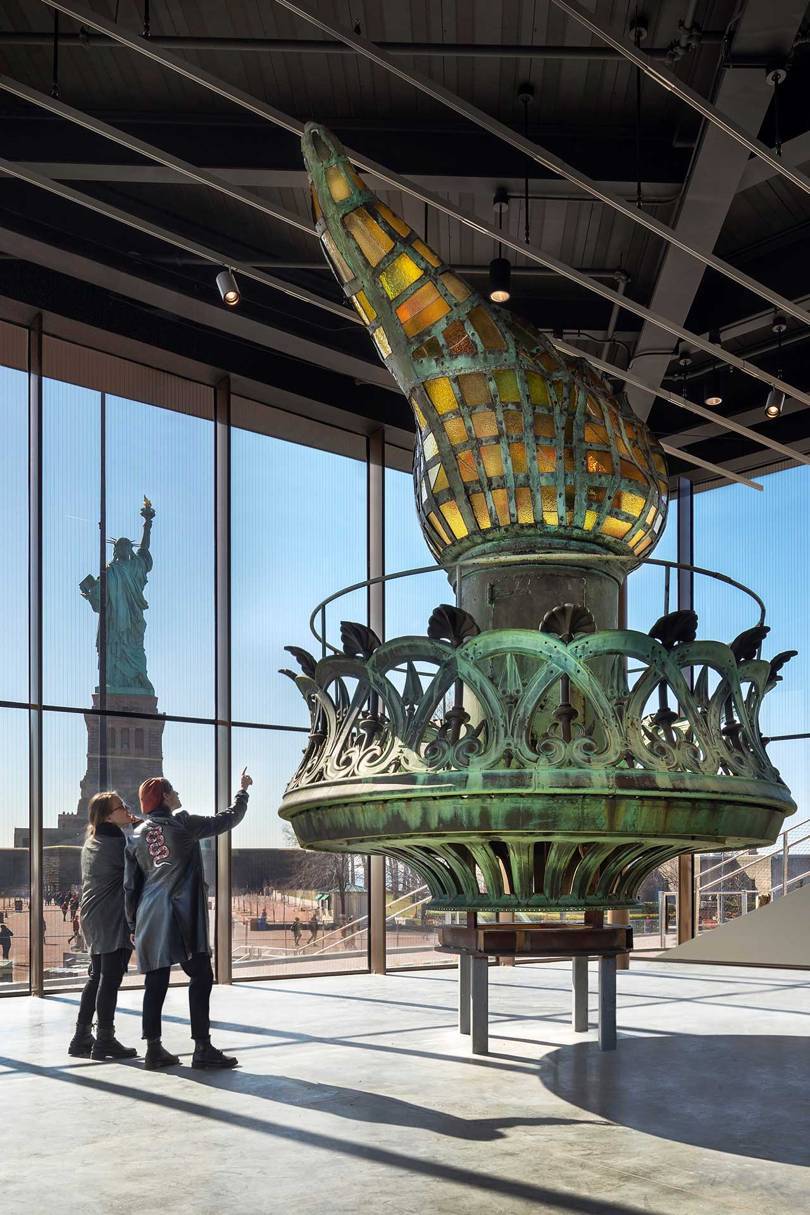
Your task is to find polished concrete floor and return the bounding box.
[2,961,808,1214]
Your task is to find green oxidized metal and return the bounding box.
[277,124,797,913]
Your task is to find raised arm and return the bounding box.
[138,497,155,566]
[124,840,145,931]
[183,789,250,841]
[79,574,101,613]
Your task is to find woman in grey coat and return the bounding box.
[68,791,139,1061]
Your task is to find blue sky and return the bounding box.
[0,369,807,856]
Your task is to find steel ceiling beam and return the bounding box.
[551,0,810,205]
[624,0,808,419]
[270,0,810,331]
[38,0,810,413]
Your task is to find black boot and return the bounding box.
[192,1038,238,1069]
[91,1024,138,1060]
[68,1021,95,1058]
[144,1038,181,1070]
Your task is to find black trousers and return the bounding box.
[142,952,214,1042]
[77,948,131,1029]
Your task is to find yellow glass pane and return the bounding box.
[494,369,521,403]
[509,443,527,474]
[541,487,558,525]
[537,447,556,473]
[412,238,441,267]
[376,202,410,237]
[444,418,468,445]
[440,500,469,539]
[457,451,478,482]
[504,410,523,436]
[427,510,451,546]
[348,165,366,190]
[583,509,598,531]
[526,372,549,406]
[411,399,427,429]
[534,414,555,439]
[515,487,534,523]
[440,272,471,302]
[653,453,667,475]
[617,491,646,517]
[380,252,423,299]
[397,286,450,338]
[371,327,392,359]
[584,423,609,444]
[602,516,632,540]
[469,492,491,529]
[481,446,504,477]
[491,488,510,526]
[586,451,613,474]
[472,411,498,439]
[635,534,654,556]
[645,504,659,525]
[429,464,449,493]
[310,186,322,222]
[352,289,376,324]
[343,207,393,266]
[423,432,438,460]
[326,164,352,202]
[620,459,646,484]
[469,306,506,350]
[459,372,491,406]
[426,377,458,415]
[322,232,353,283]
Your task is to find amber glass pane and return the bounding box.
[537,447,556,473]
[353,289,376,324]
[617,491,646,517]
[586,395,603,420]
[326,164,352,202]
[527,372,550,406]
[376,202,410,237]
[491,488,510,526]
[586,451,613,474]
[440,500,468,539]
[458,372,491,406]
[410,396,427,429]
[396,284,450,337]
[515,486,534,523]
[444,418,467,445]
[343,207,393,265]
[504,411,523,435]
[481,446,504,477]
[427,510,451,545]
[645,504,658,525]
[469,492,491,528]
[534,414,555,438]
[583,509,598,531]
[469,307,506,350]
[541,487,558,524]
[457,451,478,482]
[442,320,476,357]
[412,238,441,267]
[509,442,528,474]
[602,516,632,539]
[371,327,392,359]
[322,232,353,283]
[653,453,667,475]
[413,337,442,361]
[431,465,449,492]
[620,459,646,484]
[472,411,498,438]
[426,377,458,415]
[380,253,423,300]
[584,423,609,444]
[494,369,521,403]
[310,186,322,222]
[440,273,471,302]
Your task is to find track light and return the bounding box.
[488,256,511,304]
[765,313,787,420]
[489,187,511,304]
[216,267,240,306]
[704,330,723,406]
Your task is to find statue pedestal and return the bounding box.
[78,693,165,814]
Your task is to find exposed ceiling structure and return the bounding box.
[0,0,809,487]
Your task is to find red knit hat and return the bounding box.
[139,777,167,814]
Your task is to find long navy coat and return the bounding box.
[124,793,248,973]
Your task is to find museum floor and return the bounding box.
[2,961,807,1214]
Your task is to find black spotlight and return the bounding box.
[765,313,787,420]
[765,388,785,420]
[216,267,240,306]
[488,256,512,304]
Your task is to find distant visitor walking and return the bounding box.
[125,770,252,1070]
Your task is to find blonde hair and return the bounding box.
[86,791,121,837]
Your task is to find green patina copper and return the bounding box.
[277,124,797,912]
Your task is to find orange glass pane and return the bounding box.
[526,372,550,406]
[322,232,353,283]
[584,423,609,444]
[440,500,469,539]
[459,372,491,406]
[442,320,477,357]
[352,289,376,324]
[343,207,393,265]
[509,443,527,474]
[472,411,499,438]
[601,516,632,539]
[396,282,450,337]
[441,272,471,302]
[586,451,613,474]
[444,418,468,445]
[620,459,646,484]
[494,369,521,403]
[426,377,458,415]
[326,164,352,202]
[380,252,423,299]
[371,327,392,359]
[412,238,441,267]
[504,411,523,436]
[481,446,504,477]
[515,487,534,524]
[491,488,510,526]
[588,486,606,504]
[534,414,555,439]
[376,202,410,237]
[469,492,491,529]
[541,487,558,525]
[457,451,478,482]
[537,447,556,473]
[468,307,506,351]
[427,510,451,546]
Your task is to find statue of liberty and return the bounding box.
[79,498,156,695]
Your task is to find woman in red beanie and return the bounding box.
[124,769,252,1070]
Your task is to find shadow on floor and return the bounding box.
[538,1033,810,1167]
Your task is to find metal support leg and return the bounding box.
[458,954,471,1035]
[598,955,617,1050]
[572,955,588,1031]
[470,956,489,1055]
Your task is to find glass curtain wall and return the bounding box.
[693,470,810,934]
